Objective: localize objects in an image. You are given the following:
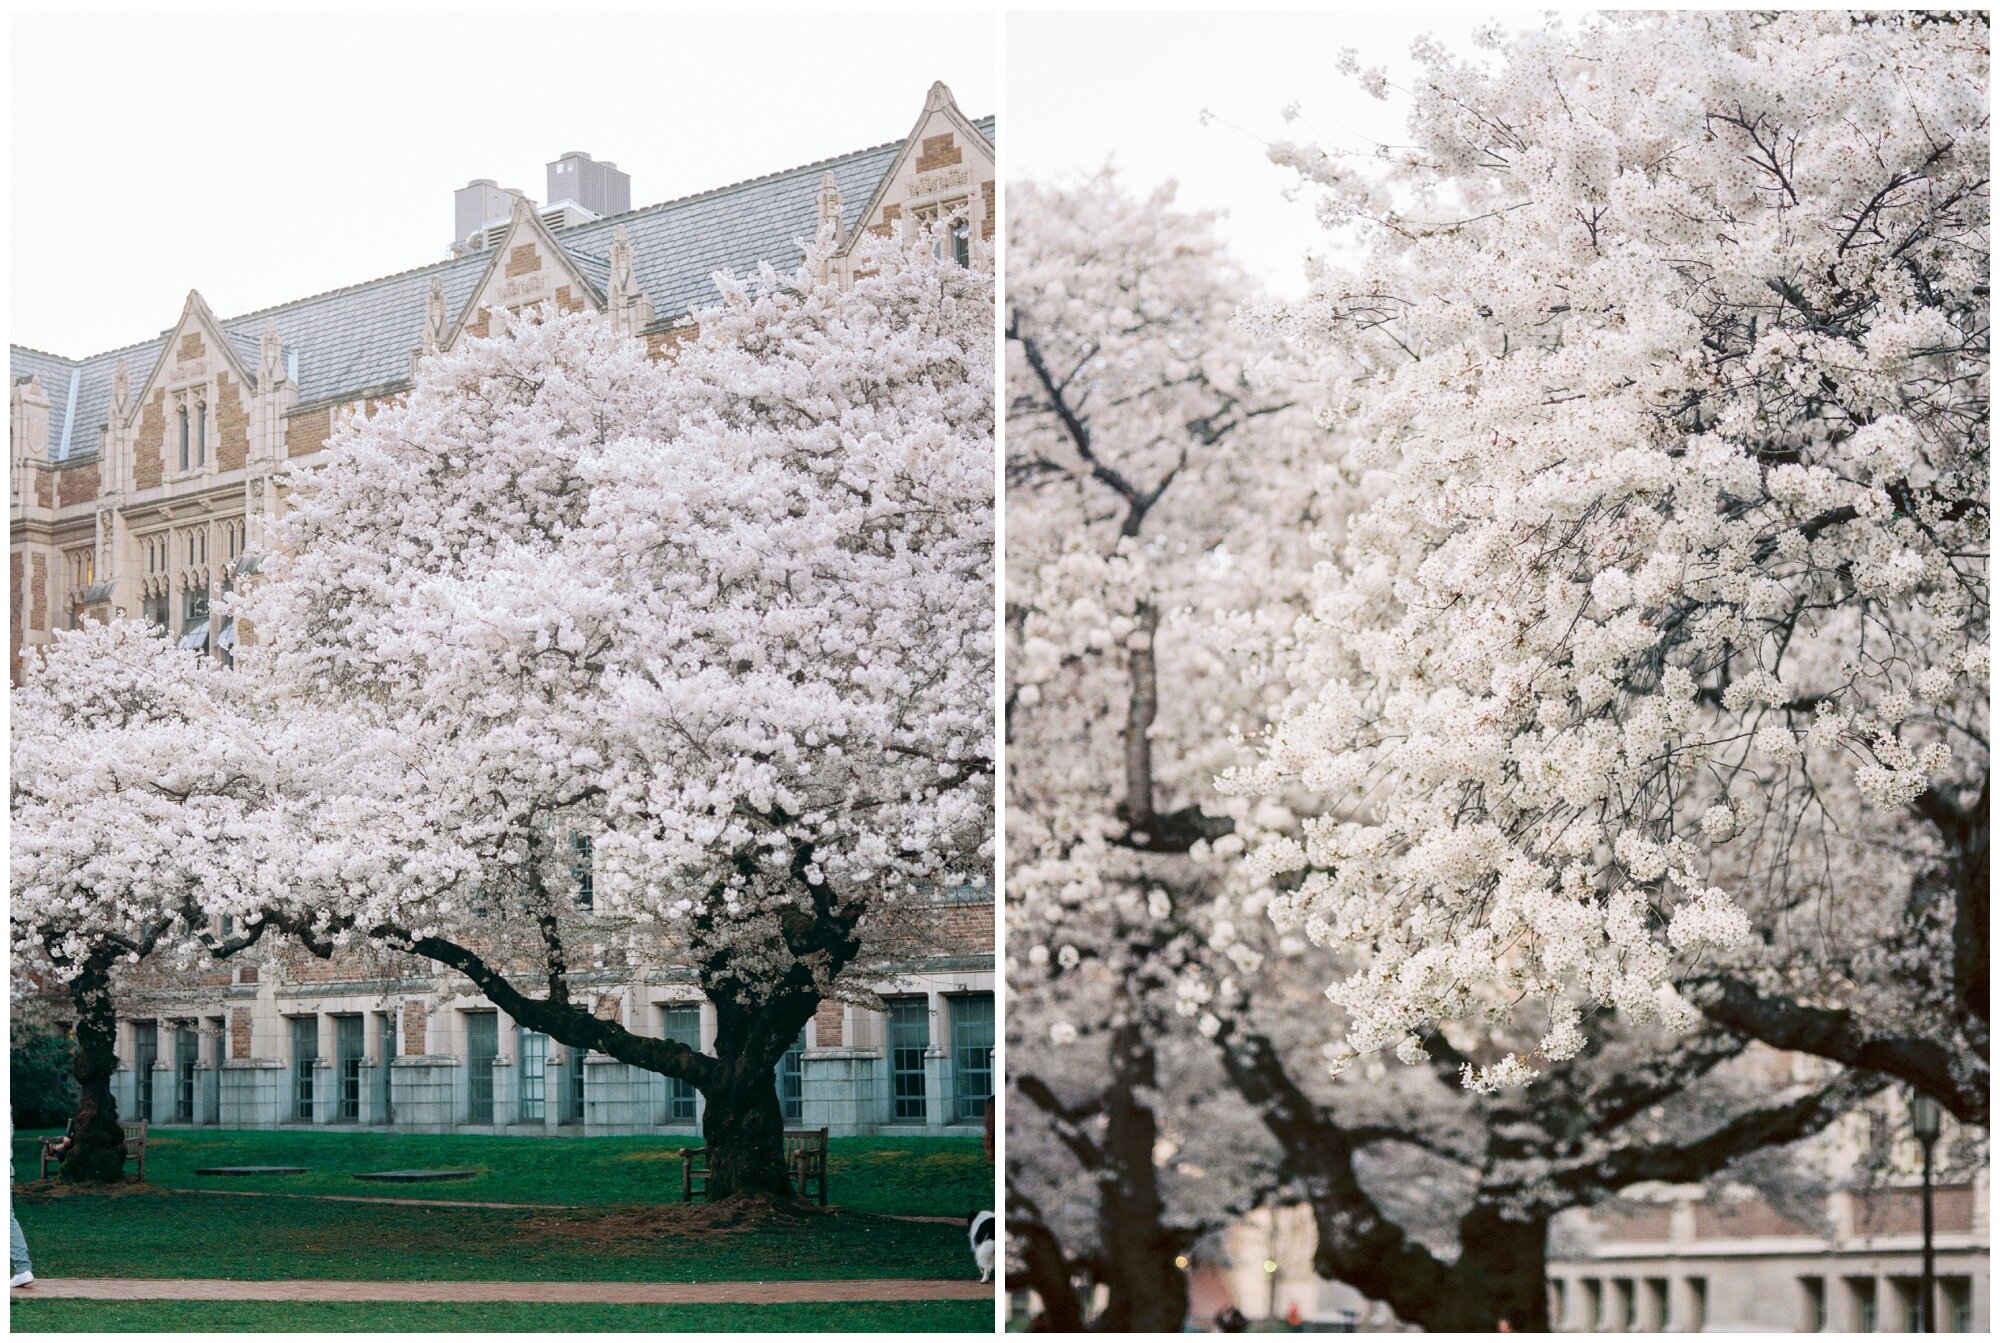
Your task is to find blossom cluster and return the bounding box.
[1230,11,1989,1086]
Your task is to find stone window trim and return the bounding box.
[169,386,210,478]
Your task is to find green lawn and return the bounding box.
[8,1299,993,1333]
[9,1189,975,1284]
[11,1129,989,1218]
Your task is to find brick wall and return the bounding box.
[936,901,995,952]
[1597,1206,1674,1242]
[981,179,996,240]
[177,332,205,362]
[229,1007,252,1060]
[56,460,100,507]
[215,372,249,471]
[815,1000,844,1047]
[286,406,331,458]
[869,202,903,239]
[134,389,166,487]
[29,554,46,632]
[402,999,427,1055]
[34,468,53,509]
[1693,1197,1815,1240]
[915,133,962,173]
[506,244,541,279]
[1855,1185,1975,1236]
[645,325,698,361]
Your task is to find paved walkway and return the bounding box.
[13,1278,991,1304]
[167,1187,966,1223]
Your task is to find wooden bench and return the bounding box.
[682,1127,828,1205]
[39,1118,147,1180]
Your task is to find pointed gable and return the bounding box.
[448,198,606,348]
[846,81,997,250]
[132,290,258,413]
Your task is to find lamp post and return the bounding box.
[1910,1091,1942,1333]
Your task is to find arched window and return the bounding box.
[177,401,190,471]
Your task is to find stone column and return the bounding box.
[923,990,949,1131]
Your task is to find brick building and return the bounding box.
[1546,1174,1989,1333]
[10,83,996,1139]
[1149,1053,1988,1333]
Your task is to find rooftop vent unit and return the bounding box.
[547,151,630,220]
[540,202,599,232]
[452,178,527,256]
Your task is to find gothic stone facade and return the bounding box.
[11,84,996,1139]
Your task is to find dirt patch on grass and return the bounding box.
[11,1178,170,1202]
[611,1149,691,1164]
[512,1197,841,1245]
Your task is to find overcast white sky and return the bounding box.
[1008,9,1542,295]
[10,10,997,358]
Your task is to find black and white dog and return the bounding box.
[967,1209,996,1283]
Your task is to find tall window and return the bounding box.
[519,1027,548,1122]
[182,586,210,650]
[1799,1277,1826,1332]
[177,402,190,471]
[465,1010,498,1123]
[1942,1277,1972,1333]
[1892,1279,1923,1333]
[131,1022,159,1122]
[949,994,993,1121]
[565,1049,586,1124]
[1611,1279,1635,1331]
[662,1006,700,1122]
[377,1010,398,1124]
[194,399,206,467]
[887,998,928,1122]
[778,1030,805,1123]
[1845,1278,1876,1332]
[952,219,971,266]
[290,1016,317,1122]
[173,1024,199,1123]
[1687,1278,1709,1333]
[570,833,594,910]
[335,1016,364,1122]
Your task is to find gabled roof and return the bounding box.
[842,82,996,262]
[444,195,610,350]
[11,112,994,465]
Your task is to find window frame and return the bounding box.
[886,997,929,1123]
[948,993,993,1121]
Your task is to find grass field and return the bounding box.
[9,1128,992,1331]
[10,1128,989,1217]
[6,1299,995,1333]
[8,1187,975,1284]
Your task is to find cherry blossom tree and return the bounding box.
[1230,9,1988,1118]
[240,227,993,1199]
[9,621,320,1180]
[1005,172,1321,1329]
[1005,166,1912,1334]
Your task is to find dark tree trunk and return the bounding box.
[1092,1024,1191,1332]
[403,928,814,1204]
[60,958,130,1184]
[1437,1208,1551,1332]
[1010,1209,1088,1332]
[698,1051,797,1201]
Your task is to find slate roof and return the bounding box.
[11,116,994,466]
